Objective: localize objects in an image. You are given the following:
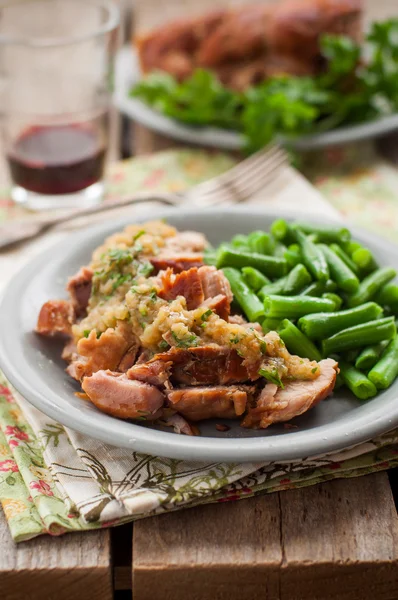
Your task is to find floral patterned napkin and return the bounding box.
[1,145,398,542]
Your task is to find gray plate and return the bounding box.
[1,208,398,462]
[113,46,398,151]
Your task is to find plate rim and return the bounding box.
[1,206,398,462]
[113,46,398,151]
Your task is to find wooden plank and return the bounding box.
[279,473,398,600]
[133,495,282,600]
[133,473,398,600]
[0,508,113,600]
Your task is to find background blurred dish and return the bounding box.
[2,208,398,462]
[114,47,398,151]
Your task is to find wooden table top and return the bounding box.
[2,1,398,599]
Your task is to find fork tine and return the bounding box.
[215,143,288,183]
[192,150,287,206]
[191,148,287,206]
[192,144,288,200]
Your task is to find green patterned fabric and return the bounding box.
[1,145,398,542]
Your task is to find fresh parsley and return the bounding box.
[171,331,199,348]
[258,367,285,388]
[131,20,398,153]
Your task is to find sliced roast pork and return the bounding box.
[127,359,173,387]
[150,254,203,273]
[201,294,230,321]
[167,385,254,420]
[158,267,204,309]
[242,358,338,429]
[82,370,165,419]
[36,300,75,337]
[66,266,93,316]
[67,323,139,381]
[151,344,255,385]
[198,265,233,302]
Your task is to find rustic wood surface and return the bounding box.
[0,514,113,600]
[132,474,398,600]
[1,1,398,599]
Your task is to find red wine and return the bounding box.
[7,124,106,195]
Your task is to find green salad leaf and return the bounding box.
[131,19,398,153]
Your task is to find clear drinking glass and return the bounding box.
[0,0,119,210]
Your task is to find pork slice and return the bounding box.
[164,231,208,253]
[36,300,75,337]
[162,413,196,435]
[242,358,338,429]
[68,323,137,381]
[201,294,230,321]
[167,385,253,421]
[66,266,93,316]
[158,267,204,310]
[118,342,140,373]
[153,345,253,385]
[127,359,173,386]
[240,383,278,428]
[82,370,165,420]
[62,340,78,363]
[150,253,203,274]
[198,266,233,303]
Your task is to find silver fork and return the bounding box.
[0,143,288,251]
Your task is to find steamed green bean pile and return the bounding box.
[205,220,398,401]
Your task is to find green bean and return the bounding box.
[216,248,288,279]
[291,222,351,244]
[258,276,289,299]
[284,245,302,268]
[262,317,282,333]
[342,241,362,257]
[321,317,396,356]
[346,267,396,307]
[299,281,325,296]
[203,250,218,266]
[334,372,344,391]
[298,302,383,341]
[368,337,398,389]
[318,243,359,293]
[376,282,398,309]
[278,319,322,361]
[248,231,275,255]
[343,349,360,363]
[222,268,265,323]
[351,247,378,273]
[274,242,288,258]
[242,267,270,292]
[263,294,335,320]
[325,279,338,292]
[329,243,359,275]
[339,361,378,400]
[296,230,329,282]
[270,219,289,241]
[322,293,343,311]
[231,234,249,249]
[283,264,312,295]
[355,343,386,371]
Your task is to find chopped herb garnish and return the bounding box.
[96,331,102,339]
[201,309,213,321]
[230,335,240,344]
[149,289,158,302]
[139,306,148,317]
[311,367,319,374]
[171,331,199,348]
[83,330,90,338]
[133,230,145,242]
[137,261,154,278]
[111,273,133,292]
[258,367,285,388]
[159,340,169,350]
